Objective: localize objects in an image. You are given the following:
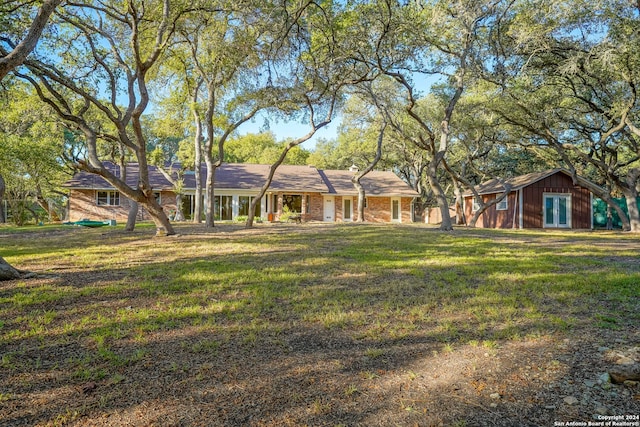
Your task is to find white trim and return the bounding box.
[96,190,120,206]
[543,193,572,228]
[518,190,524,229]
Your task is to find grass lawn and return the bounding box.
[0,223,638,426]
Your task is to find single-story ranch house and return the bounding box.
[64,162,420,223]
[463,169,598,229]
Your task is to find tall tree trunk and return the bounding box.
[0,257,22,281]
[125,202,138,231]
[603,196,630,231]
[145,197,174,235]
[622,189,640,232]
[119,149,138,232]
[203,80,222,229]
[354,182,366,222]
[204,157,217,228]
[452,183,465,225]
[174,193,185,221]
[428,152,453,231]
[0,174,5,224]
[625,196,640,232]
[193,89,203,224]
[623,169,640,232]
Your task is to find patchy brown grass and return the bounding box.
[1,222,639,426]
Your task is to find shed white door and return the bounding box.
[323,196,335,222]
[543,194,571,228]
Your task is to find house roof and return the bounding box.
[63,162,175,191]
[319,170,420,196]
[270,164,331,192]
[64,163,418,197]
[463,168,600,196]
[181,163,328,192]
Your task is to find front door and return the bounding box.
[323,196,335,222]
[543,194,571,228]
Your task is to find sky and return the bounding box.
[236,112,341,150]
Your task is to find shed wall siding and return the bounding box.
[464,172,593,229]
[463,192,517,229]
[521,173,591,229]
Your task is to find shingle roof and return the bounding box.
[319,170,420,196]
[182,163,267,190]
[180,163,328,191]
[260,164,328,192]
[63,162,175,190]
[65,163,418,197]
[464,168,599,196]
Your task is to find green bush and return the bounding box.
[280,205,298,222]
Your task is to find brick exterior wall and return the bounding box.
[69,189,414,224]
[68,189,177,222]
[305,193,324,221]
[335,196,343,221]
[364,196,389,222]
[401,197,413,223]
[332,196,413,223]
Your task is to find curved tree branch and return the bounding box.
[0,0,61,80]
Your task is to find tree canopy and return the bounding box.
[2,0,640,232]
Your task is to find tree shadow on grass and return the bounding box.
[1,224,639,426]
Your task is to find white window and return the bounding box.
[472,197,481,212]
[496,196,508,211]
[97,191,120,206]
